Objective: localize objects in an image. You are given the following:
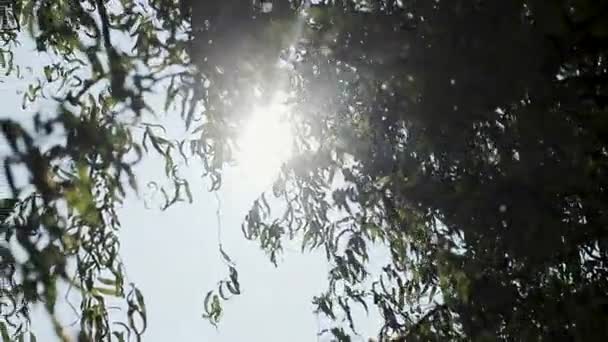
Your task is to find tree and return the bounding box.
[187,0,608,340]
[1,0,608,341]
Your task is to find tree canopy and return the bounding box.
[1,0,608,341]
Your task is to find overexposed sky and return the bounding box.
[1,27,382,341]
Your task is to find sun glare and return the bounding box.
[234,92,293,187]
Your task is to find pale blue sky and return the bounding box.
[1,29,382,341]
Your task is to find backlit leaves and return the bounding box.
[2,0,608,341]
[0,0,197,340]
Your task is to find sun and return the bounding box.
[233,92,293,187]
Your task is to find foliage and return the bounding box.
[187,0,608,340]
[0,0,607,341]
[1,0,192,340]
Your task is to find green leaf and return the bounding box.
[228,267,241,295]
[112,332,126,342]
[0,322,10,342]
[43,65,53,82]
[220,247,234,265]
[330,327,351,342]
[93,287,119,296]
[203,291,213,312]
[97,277,116,286]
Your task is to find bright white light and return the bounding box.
[234,92,293,187]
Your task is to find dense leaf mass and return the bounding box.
[187,0,608,340]
[1,0,607,341]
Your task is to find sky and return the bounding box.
[0,24,382,341]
